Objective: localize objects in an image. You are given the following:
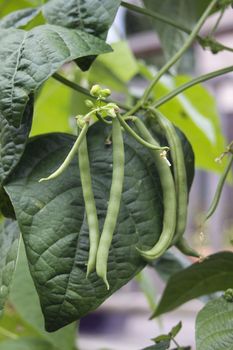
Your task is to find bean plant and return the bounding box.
[0,0,233,349]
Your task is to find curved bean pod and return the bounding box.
[39,123,89,182]
[149,108,188,245]
[205,154,233,221]
[176,237,200,258]
[149,108,201,258]
[134,117,177,260]
[96,117,125,289]
[78,133,100,277]
[117,113,169,152]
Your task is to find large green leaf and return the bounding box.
[0,220,20,317]
[42,0,121,70]
[31,78,73,137]
[0,24,110,184]
[88,41,139,93]
[42,0,121,39]
[10,242,76,350]
[196,295,233,350]
[5,122,194,331]
[153,252,233,317]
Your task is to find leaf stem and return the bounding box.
[171,337,182,349]
[152,65,233,108]
[0,326,19,340]
[121,1,191,34]
[121,1,233,54]
[52,73,131,111]
[140,0,218,104]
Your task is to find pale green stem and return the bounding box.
[141,0,218,103]
[53,73,131,111]
[121,1,233,54]
[0,326,19,340]
[152,65,233,108]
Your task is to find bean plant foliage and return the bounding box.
[0,0,233,349]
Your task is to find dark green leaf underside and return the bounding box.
[5,122,194,331]
[0,219,20,317]
[196,296,233,350]
[154,251,233,317]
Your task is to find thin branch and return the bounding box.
[52,73,131,111]
[121,1,233,54]
[140,0,219,104]
[123,0,218,118]
[152,65,233,108]
[121,1,191,34]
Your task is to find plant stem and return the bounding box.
[141,0,218,104]
[171,337,182,349]
[152,65,233,108]
[0,326,18,340]
[52,73,131,111]
[121,1,233,54]
[121,1,191,34]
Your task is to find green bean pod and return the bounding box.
[205,154,233,221]
[39,123,89,182]
[149,108,200,258]
[134,117,177,260]
[149,108,188,245]
[117,113,169,152]
[96,117,125,289]
[176,237,200,258]
[78,134,100,277]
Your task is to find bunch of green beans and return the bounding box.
[39,84,203,289]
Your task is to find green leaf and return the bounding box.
[0,95,33,186]
[170,321,182,337]
[154,334,171,342]
[0,338,55,350]
[5,122,194,331]
[196,295,233,350]
[0,8,40,29]
[0,220,20,317]
[31,78,73,137]
[153,252,233,317]
[10,242,76,350]
[141,340,170,350]
[0,304,41,341]
[42,0,121,70]
[88,41,139,92]
[0,25,110,128]
[0,25,110,184]
[42,0,121,39]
